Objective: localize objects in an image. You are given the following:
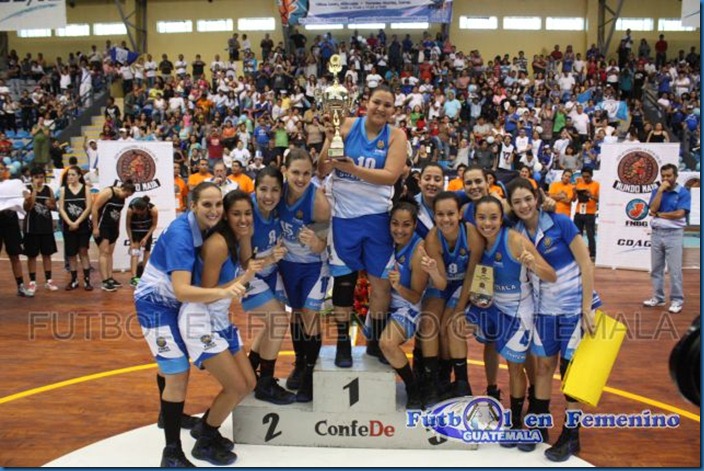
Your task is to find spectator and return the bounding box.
[643,163,690,313]
[573,167,599,259]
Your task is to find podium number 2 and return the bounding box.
[263,413,282,442]
[343,377,359,407]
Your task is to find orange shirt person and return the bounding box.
[573,166,600,258]
[447,164,466,191]
[187,158,213,190]
[227,160,254,194]
[549,169,575,217]
[173,162,189,213]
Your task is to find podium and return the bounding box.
[232,346,477,450]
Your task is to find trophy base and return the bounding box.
[470,295,494,309]
[327,147,346,160]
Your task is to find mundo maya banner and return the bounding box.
[595,143,679,271]
[98,141,176,271]
[278,0,453,26]
[0,0,66,30]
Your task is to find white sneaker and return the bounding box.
[45,279,59,291]
[643,297,665,307]
[668,301,683,314]
[27,281,37,296]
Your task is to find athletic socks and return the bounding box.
[45,270,51,282]
[260,358,276,379]
[249,350,261,373]
[303,334,322,368]
[161,399,185,446]
[70,270,78,283]
[394,362,417,389]
[336,322,350,343]
[29,272,36,282]
[15,276,23,288]
[451,358,468,383]
[291,320,305,365]
[510,396,525,428]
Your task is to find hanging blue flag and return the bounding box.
[577,89,593,103]
[616,101,629,121]
[109,47,139,65]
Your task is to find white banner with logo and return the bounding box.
[678,171,700,226]
[0,0,66,30]
[295,0,453,24]
[98,141,175,271]
[595,143,679,271]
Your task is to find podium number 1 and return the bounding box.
[343,377,359,407]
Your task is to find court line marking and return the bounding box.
[0,353,699,423]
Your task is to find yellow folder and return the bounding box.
[561,310,627,407]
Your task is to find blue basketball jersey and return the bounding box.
[481,226,533,318]
[135,211,203,310]
[414,193,434,239]
[438,223,470,282]
[515,211,601,315]
[462,202,476,225]
[279,183,322,264]
[390,233,424,311]
[251,193,281,277]
[331,117,393,218]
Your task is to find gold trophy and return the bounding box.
[318,54,355,160]
[470,264,494,308]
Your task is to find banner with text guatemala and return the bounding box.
[0,0,66,30]
[288,0,453,25]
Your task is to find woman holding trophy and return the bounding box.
[319,54,407,367]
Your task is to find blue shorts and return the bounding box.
[532,314,582,361]
[279,260,330,311]
[330,214,394,279]
[425,279,464,309]
[136,298,190,375]
[178,301,243,369]
[389,305,421,339]
[466,306,532,364]
[242,270,287,312]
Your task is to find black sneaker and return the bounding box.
[487,386,502,402]
[190,419,235,451]
[101,280,117,292]
[255,376,296,405]
[295,366,314,403]
[545,427,580,462]
[286,360,305,390]
[160,444,195,468]
[420,379,439,407]
[442,380,472,400]
[366,340,381,358]
[334,340,353,368]
[405,385,423,410]
[108,277,122,287]
[157,412,199,430]
[518,428,548,452]
[191,435,238,466]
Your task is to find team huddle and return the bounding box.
[134,87,599,467]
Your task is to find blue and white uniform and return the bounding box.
[241,194,286,311]
[425,223,469,309]
[414,193,434,239]
[177,249,244,369]
[514,211,602,360]
[278,182,330,311]
[389,233,424,338]
[135,212,204,374]
[466,227,533,363]
[329,117,394,278]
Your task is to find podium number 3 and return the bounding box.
[263,413,282,442]
[343,378,359,407]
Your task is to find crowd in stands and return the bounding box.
[0,29,700,186]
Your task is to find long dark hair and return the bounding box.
[215,189,253,263]
[61,165,85,187]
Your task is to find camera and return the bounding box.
[669,316,700,407]
[576,189,590,203]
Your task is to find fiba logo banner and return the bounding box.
[614,149,661,193]
[114,146,162,192]
[406,396,542,445]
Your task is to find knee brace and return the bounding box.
[332,271,358,308]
